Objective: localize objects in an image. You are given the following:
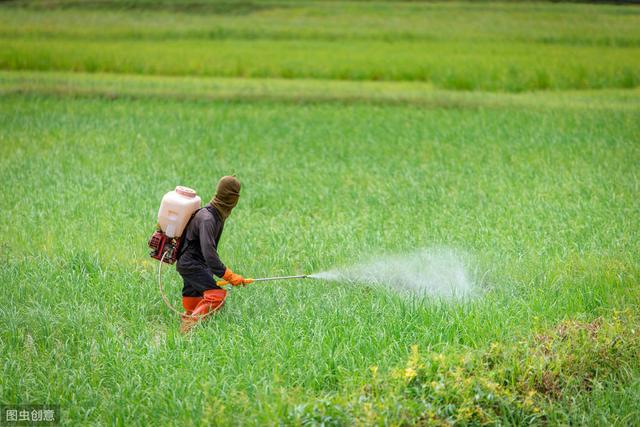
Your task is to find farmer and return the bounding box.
[176,175,248,332]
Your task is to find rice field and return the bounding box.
[1,1,639,91]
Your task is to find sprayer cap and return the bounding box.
[175,186,197,198]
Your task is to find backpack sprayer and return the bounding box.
[149,186,311,318]
[148,186,201,264]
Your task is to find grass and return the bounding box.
[3,70,640,110]
[0,1,639,91]
[1,0,640,424]
[1,88,639,424]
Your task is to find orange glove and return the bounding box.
[222,268,246,286]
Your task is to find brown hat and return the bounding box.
[211,176,241,220]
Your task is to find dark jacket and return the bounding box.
[176,204,227,277]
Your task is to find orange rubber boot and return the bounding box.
[180,289,227,334]
[193,289,227,315]
[182,296,203,315]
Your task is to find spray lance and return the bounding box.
[149,186,311,318]
[216,274,309,286]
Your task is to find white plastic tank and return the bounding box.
[157,186,202,238]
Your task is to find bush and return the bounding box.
[287,310,640,425]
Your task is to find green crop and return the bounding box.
[1,85,639,424]
[0,1,639,91]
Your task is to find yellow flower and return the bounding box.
[370,365,378,378]
[404,367,417,380]
[484,380,498,392]
[408,345,420,365]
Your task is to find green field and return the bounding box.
[2,1,640,91]
[1,1,640,426]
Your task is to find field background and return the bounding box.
[1,1,639,425]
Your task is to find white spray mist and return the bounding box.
[310,248,475,299]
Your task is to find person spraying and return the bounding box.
[149,176,309,332]
[156,176,248,333]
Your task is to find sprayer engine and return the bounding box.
[148,185,201,265]
[148,230,182,264]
